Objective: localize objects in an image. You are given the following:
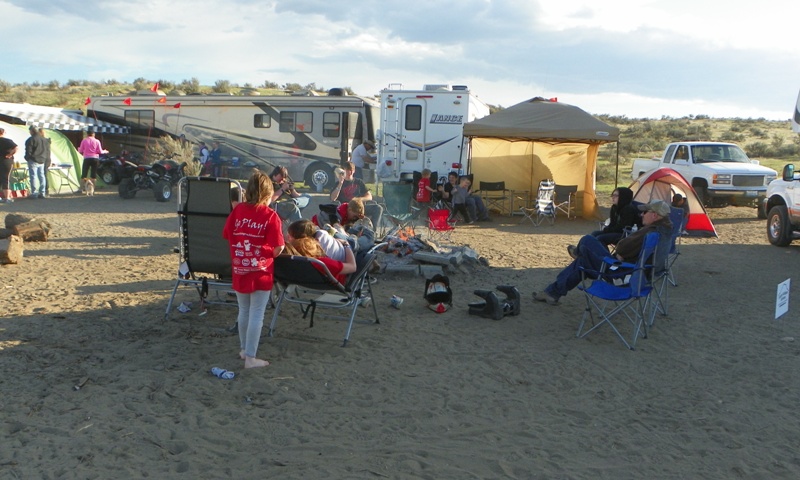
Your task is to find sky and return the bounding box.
[2,0,798,120]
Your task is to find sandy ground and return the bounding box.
[2,187,800,479]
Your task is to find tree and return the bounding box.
[262,80,279,89]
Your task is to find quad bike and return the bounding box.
[98,150,143,185]
[118,157,188,202]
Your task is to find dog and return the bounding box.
[83,178,95,196]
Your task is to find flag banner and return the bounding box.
[157,97,167,104]
[174,103,182,109]
[123,98,132,106]
[150,83,159,92]
[84,97,91,106]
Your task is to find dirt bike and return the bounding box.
[118,156,187,202]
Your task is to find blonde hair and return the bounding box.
[347,198,365,219]
[245,170,274,206]
[421,168,431,178]
[290,237,325,258]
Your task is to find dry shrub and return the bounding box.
[147,135,202,175]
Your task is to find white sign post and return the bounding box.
[775,278,790,320]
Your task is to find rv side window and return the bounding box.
[124,110,154,128]
[323,112,340,138]
[254,114,271,128]
[279,111,313,133]
[405,105,422,131]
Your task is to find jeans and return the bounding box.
[236,290,271,358]
[466,195,489,220]
[545,235,612,299]
[27,162,46,196]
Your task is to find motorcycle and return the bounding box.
[118,156,188,202]
[98,150,142,185]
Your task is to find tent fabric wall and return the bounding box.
[464,98,619,220]
[0,120,82,195]
[470,139,598,217]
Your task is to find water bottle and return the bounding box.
[631,224,638,233]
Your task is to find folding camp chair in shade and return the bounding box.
[376,182,419,238]
[476,181,511,215]
[268,242,386,346]
[427,208,456,242]
[520,180,556,226]
[164,176,242,320]
[554,184,578,219]
[577,232,660,350]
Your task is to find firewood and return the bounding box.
[12,221,50,242]
[0,235,23,264]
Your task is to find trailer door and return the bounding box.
[397,98,427,177]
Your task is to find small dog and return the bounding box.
[83,178,95,196]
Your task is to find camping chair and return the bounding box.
[164,176,242,320]
[476,181,511,215]
[577,232,660,350]
[554,184,578,219]
[427,207,457,243]
[268,242,386,347]
[519,180,556,226]
[649,207,686,324]
[376,181,419,238]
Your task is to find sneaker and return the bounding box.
[533,291,560,306]
[567,244,578,260]
[0,198,13,203]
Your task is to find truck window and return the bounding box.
[279,111,313,133]
[405,105,422,131]
[253,114,271,128]
[675,146,688,161]
[664,145,677,163]
[323,112,340,138]
[124,110,154,128]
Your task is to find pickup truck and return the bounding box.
[632,142,777,217]
[764,164,800,246]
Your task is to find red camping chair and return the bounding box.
[427,208,456,242]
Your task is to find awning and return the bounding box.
[0,101,129,134]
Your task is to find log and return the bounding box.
[4,213,33,230]
[0,227,12,239]
[12,221,49,242]
[0,235,24,264]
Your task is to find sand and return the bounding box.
[2,190,799,479]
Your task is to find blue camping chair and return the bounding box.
[577,232,660,350]
[649,207,686,325]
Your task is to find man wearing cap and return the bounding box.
[533,200,673,305]
[24,126,48,198]
[350,139,376,180]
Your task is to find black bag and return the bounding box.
[317,203,342,226]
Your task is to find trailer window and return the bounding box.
[254,114,271,128]
[323,112,340,138]
[124,110,154,128]
[279,111,313,133]
[405,105,422,131]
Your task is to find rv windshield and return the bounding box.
[692,144,751,164]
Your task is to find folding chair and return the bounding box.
[519,180,556,226]
[577,232,660,350]
[553,184,578,219]
[427,207,456,242]
[476,181,511,215]
[376,182,418,238]
[164,176,243,320]
[268,242,386,346]
[649,207,686,324]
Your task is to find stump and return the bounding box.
[0,235,23,264]
[4,214,33,230]
[12,221,50,242]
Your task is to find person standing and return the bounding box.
[350,139,376,180]
[40,128,51,194]
[223,171,285,369]
[198,141,210,175]
[0,128,18,204]
[77,131,105,194]
[209,141,223,177]
[24,126,48,199]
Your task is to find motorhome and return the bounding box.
[89,90,379,190]
[377,84,490,182]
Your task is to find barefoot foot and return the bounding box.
[239,350,246,360]
[244,356,270,369]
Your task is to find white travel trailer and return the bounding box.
[793,88,800,134]
[377,84,490,182]
[89,90,379,190]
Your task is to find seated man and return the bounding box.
[533,200,673,306]
[269,166,307,222]
[330,161,372,203]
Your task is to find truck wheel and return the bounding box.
[99,166,120,185]
[118,178,137,199]
[767,205,793,246]
[153,180,173,202]
[305,163,335,192]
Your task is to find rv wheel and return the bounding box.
[306,163,335,192]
